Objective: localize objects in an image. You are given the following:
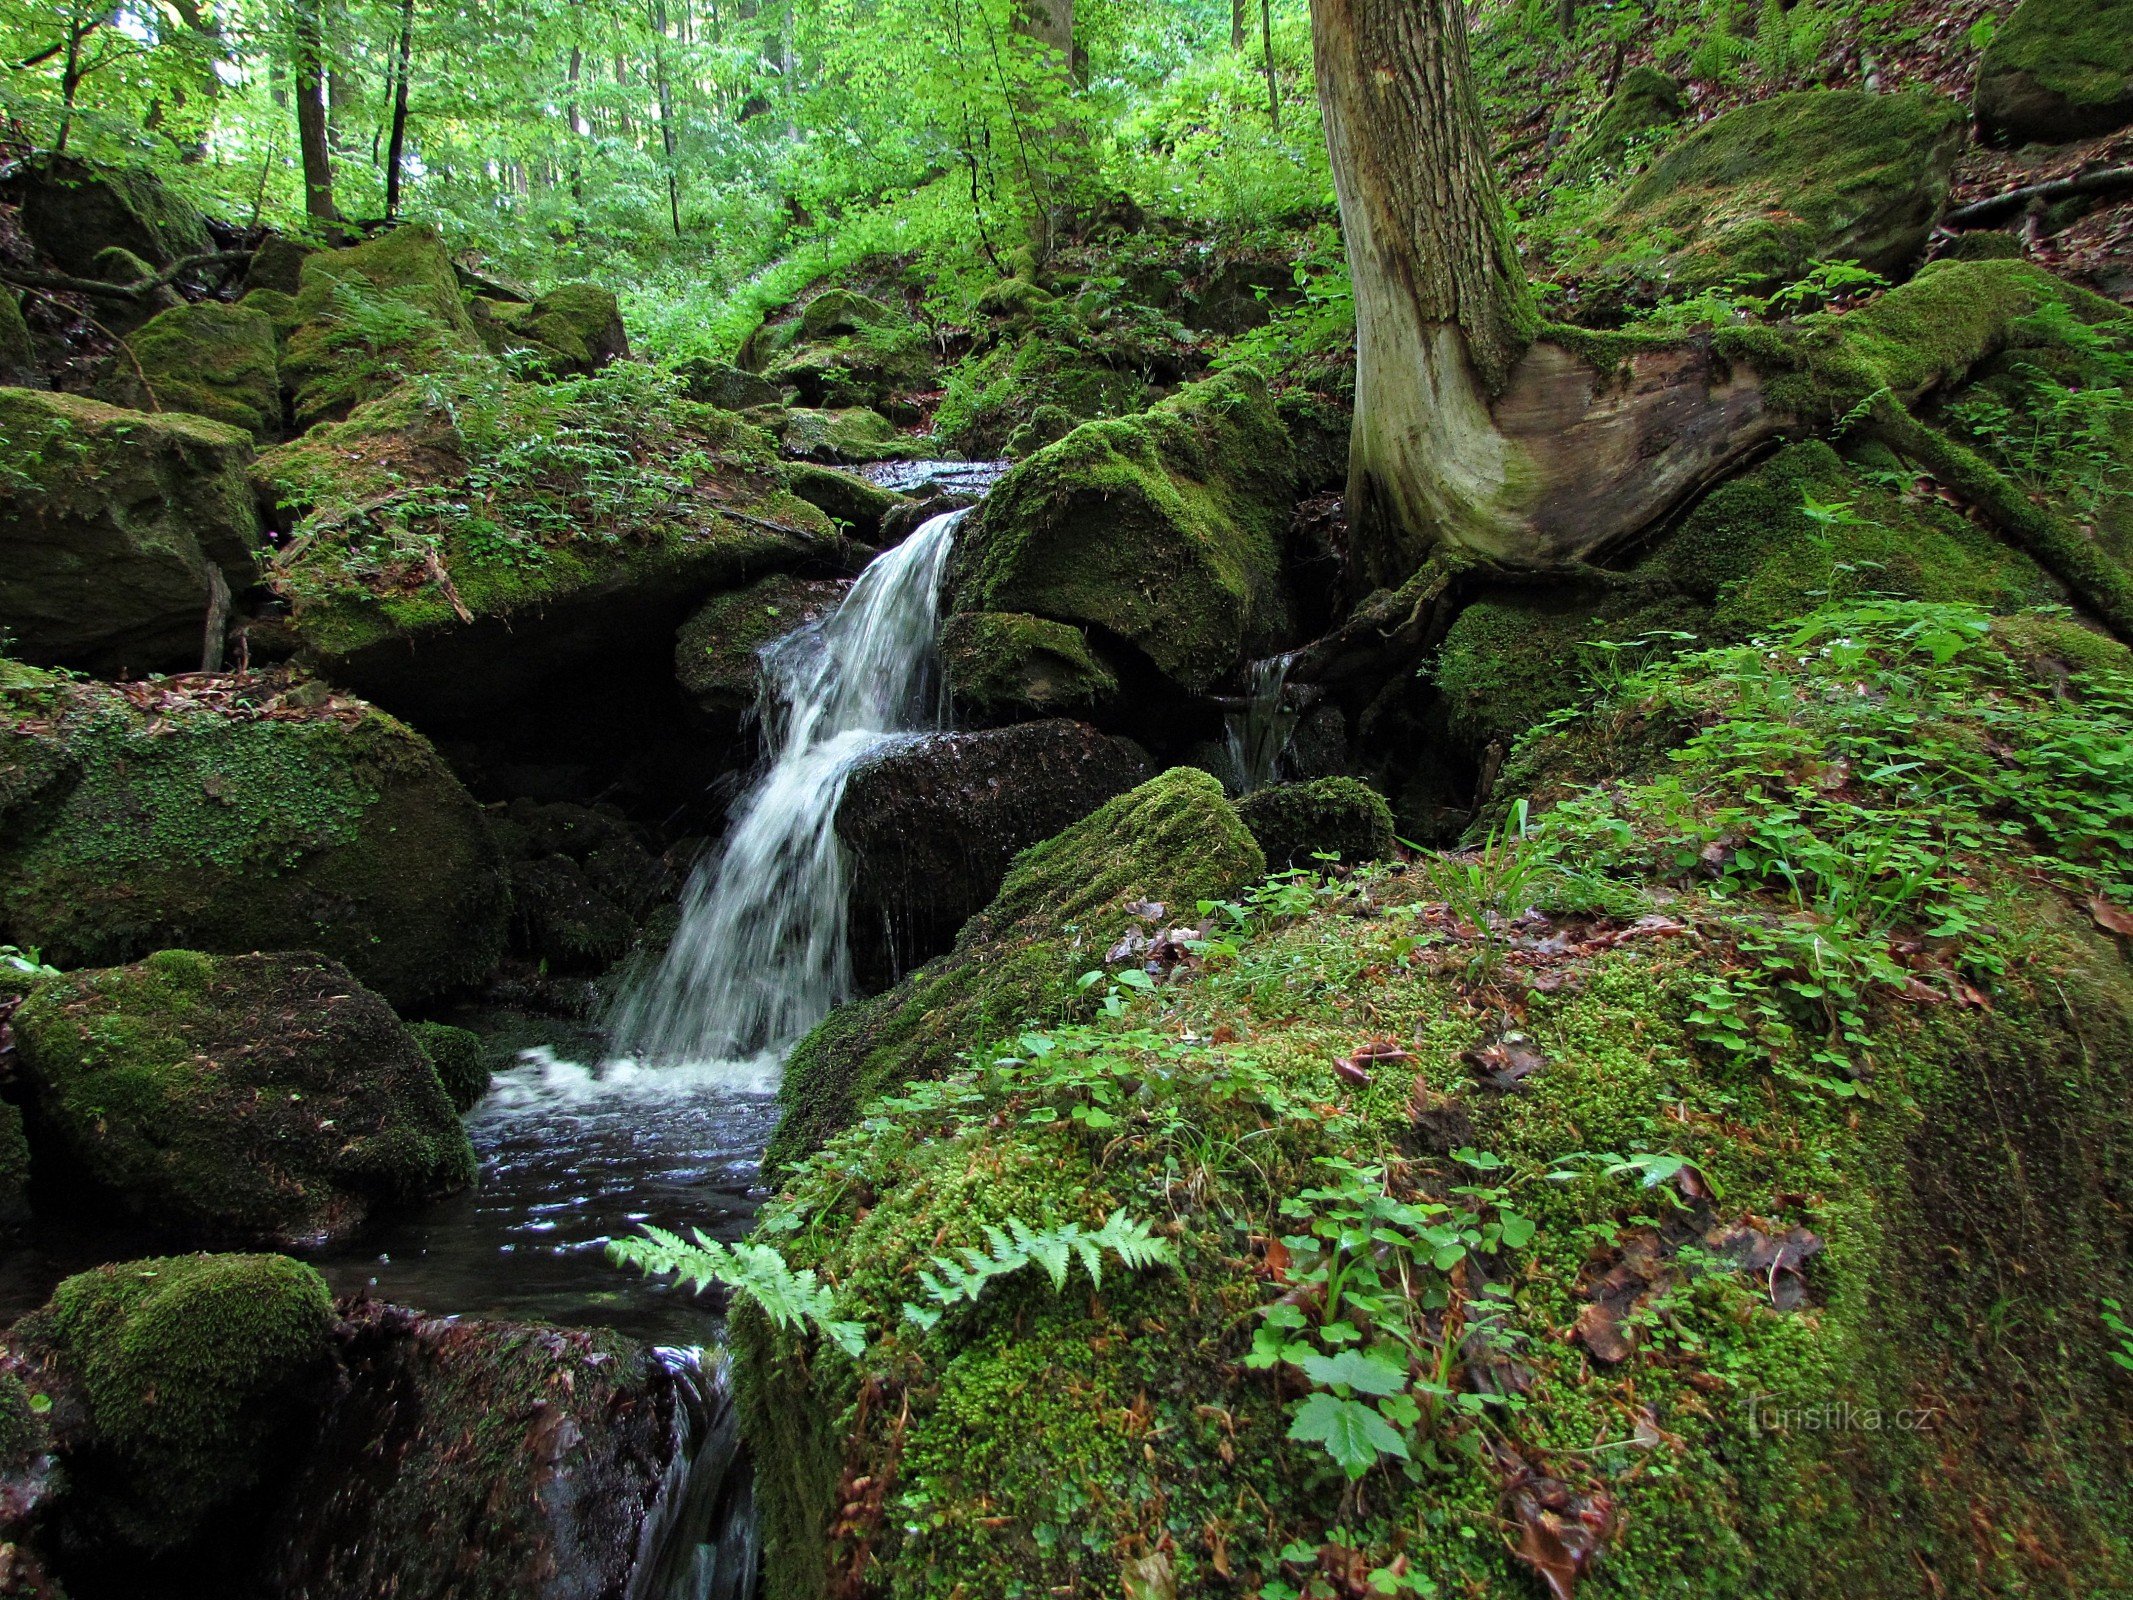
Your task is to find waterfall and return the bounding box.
[608,508,966,1066]
[1226,651,1297,794]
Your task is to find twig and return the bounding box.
[19,286,157,408]
[0,248,253,303]
[1944,167,2133,229]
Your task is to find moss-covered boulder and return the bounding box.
[242,233,315,297]
[410,1020,490,1112]
[779,405,924,463]
[1567,66,1685,178]
[281,223,491,429]
[0,291,39,389]
[254,367,836,721]
[12,155,211,276]
[0,389,261,677]
[9,1253,334,1555]
[677,355,785,410]
[96,302,281,440]
[675,573,850,714]
[940,611,1120,719]
[1571,90,1966,297]
[766,766,1263,1173]
[935,328,1152,458]
[1234,776,1397,869]
[836,721,1151,986]
[950,370,1296,696]
[260,1300,701,1599]
[786,461,909,539]
[1976,0,2133,144]
[734,605,2133,1600]
[0,661,508,1005]
[9,950,474,1247]
[470,281,629,376]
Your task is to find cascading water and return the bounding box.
[1226,651,1298,794]
[607,506,967,1065]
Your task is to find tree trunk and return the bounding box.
[1259,0,1279,130]
[650,0,682,237]
[383,0,415,219]
[1232,0,1246,50]
[292,0,339,225]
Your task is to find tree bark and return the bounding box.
[1259,0,1279,130]
[649,0,683,237]
[292,0,338,225]
[1232,0,1246,50]
[383,0,415,219]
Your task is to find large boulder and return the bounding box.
[786,461,909,539]
[12,155,211,276]
[281,223,491,429]
[95,301,281,440]
[6,1253,335,1559]
[675,573,850,715]
[1976,0,2133,145]
[254,373,837,723]
[766,766,1263,1172]
[259,1301,714,1600]
[949,370,1297,696]
[0,661,508,1005]
[1234,775,1397,870]
[0,389,261,677]
[470,281,630,376]
[940,610,1120,719]
[1571,90,1967,297]
[836,721,1151,984]
[8,950,475,1248]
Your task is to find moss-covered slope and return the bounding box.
[728,603,2133,1600]
[0,661,507,1004]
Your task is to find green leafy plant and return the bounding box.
[901,1210,1177,1330]
[2105,1298,2133,1373]
[610,1228,869,1356]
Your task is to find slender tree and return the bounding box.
[291,0,339,224]
[1258,0,1277,129]
[383,0,415,218]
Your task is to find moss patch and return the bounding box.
[1235,776,1397,869]
[676,574,850,714]
[1975,0,2133,144]
[939,611,1120,718]
[411,1020,490,1113]
[100,302,281,440]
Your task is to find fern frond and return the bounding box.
[610,1227,868,1358]
[899,1209,1178,1327]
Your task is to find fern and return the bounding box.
[610,1226,869,1358]
[901,1210,1178,1330]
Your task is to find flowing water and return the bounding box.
[607,507,966,1065]
[1226,651,1298,793]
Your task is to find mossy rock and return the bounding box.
[411,1020,490,1112]
[973,276,1057,321]
[13,155,211,276]
[255,374,835,721]
[0,388,262,678]
[1564,65,1685,177]
[282,223,491,429]
[259,1301,694,1599]
[940,611,1120,718]
[0,1101,29,1227]
[737,607,2133,1600]
[0,662,508,1006]
[1234,776,1397,869]
[98,302,281,441]
[0,290,38,388]
[1570,90,1967,296]
[9,950,475,1247]
[242,233,315,297]
[935,329,1151,458]
[240,285,305,346]
[786,462,909,539]
[779,405,925,463]
[470,281,629,376]
[676,573,851,714]
[11,1253,334,1554]
[1976,0,2133,144]
[801,288,899,338]
[766,766,1264,1173]
[676,356,785,410]
[949,370,1297,696]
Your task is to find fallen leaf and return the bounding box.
[1465,1031,1545,1092]
[2089,896,2133,938]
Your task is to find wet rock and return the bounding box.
[786,461,909,539]
[8,950,475,1249]
[0,390,261,678]
[0,662,508,1006]
[770,766,1262,1171]
[6,1253,336,1561]
[1976,0,2133,145]
[939,610,1119,719]
[95,301,282,440]
[1235,776,1397,870]
[836,720,1150,985]
[261,1301,700,1600]
[487,798,677,995]
[11,155,211,276]
[949,369,1296,695]
[410,1020,491,1112]
[676,573,851,715]
[1570,89,1966,296]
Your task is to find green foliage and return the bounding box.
[612,1227,869,1357]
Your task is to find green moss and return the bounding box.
[473,281,628,376]
[1976,0,2133,144]
[1234,777,1397,869]
[801,289,898,337]
[939,611,1119,717]
[103,301,281,440]
[779,405,928,462]
[949,370,1295,694]
[1571,90,1966,295]
[16,1252,333,1553]
[17,154,211,276]
[765,767,1264,1173]
[411,1020,490,1113]
[739,607,2133,1600]
[676,574,851,713]
[240,285,304,345]
[0,663,508,1005]
[282,223,491,428]
[11,949,475,1245]
[935,328,1151,457]
[1563,65,1683,177]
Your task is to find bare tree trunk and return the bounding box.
[292,0,339,226]
[650,0,682,237]
[566,44,585,203]
[1259,0,1279,130]
[1232,0,1247,50]
[383,0,415,219]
